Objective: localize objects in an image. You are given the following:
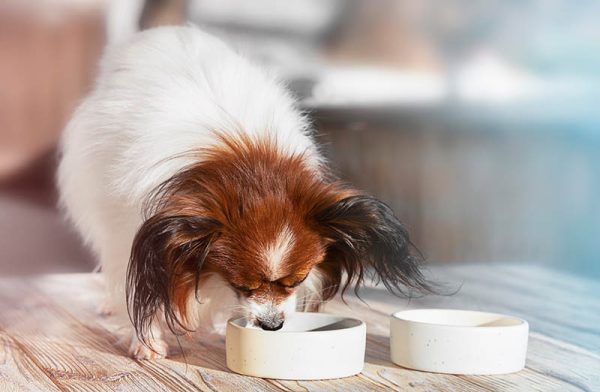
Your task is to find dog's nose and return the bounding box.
[257,319,284,331]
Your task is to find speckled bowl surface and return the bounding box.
[390,309,529,375]
[226,312,366,380]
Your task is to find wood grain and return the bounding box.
[0,332,61,392]
[0,264,597,391]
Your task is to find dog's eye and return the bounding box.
[277,275,308,289]
[231,283,253,293]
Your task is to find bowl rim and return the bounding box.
[227,312,365,335]
[391,308,528,330]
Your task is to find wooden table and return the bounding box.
[1,264,598,391]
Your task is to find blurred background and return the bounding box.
[1,0,599,280]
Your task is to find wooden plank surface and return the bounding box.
[0,264,598,391]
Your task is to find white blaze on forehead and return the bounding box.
[262,225,295,278]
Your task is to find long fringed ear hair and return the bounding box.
[125,164,221,345]
[126,213,219,344]
[312,192,432,301]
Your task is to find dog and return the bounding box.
[58,26,429,359]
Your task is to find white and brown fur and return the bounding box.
[58,26,429,359]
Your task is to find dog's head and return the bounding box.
[126,135,430,342]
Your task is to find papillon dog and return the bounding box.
[58,26,429,359]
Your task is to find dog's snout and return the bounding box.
[247,301,291,331]
[258,319,284,331]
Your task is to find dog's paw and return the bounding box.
[129,336,168,360]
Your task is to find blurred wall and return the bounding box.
[316,108,600,278]
[1,0,598,280]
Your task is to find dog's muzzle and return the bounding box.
[257,316,284,331]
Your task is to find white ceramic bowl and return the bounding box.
[390,309,529,375]
[226,312,366,380]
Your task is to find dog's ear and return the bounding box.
[126,213,219,344]
[313,194,430,299]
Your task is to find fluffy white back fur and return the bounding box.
[58,26,322,341]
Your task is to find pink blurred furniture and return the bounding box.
[0,1,103,274]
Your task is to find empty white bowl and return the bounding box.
[226,312,366,380]
[390,309,529,375]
